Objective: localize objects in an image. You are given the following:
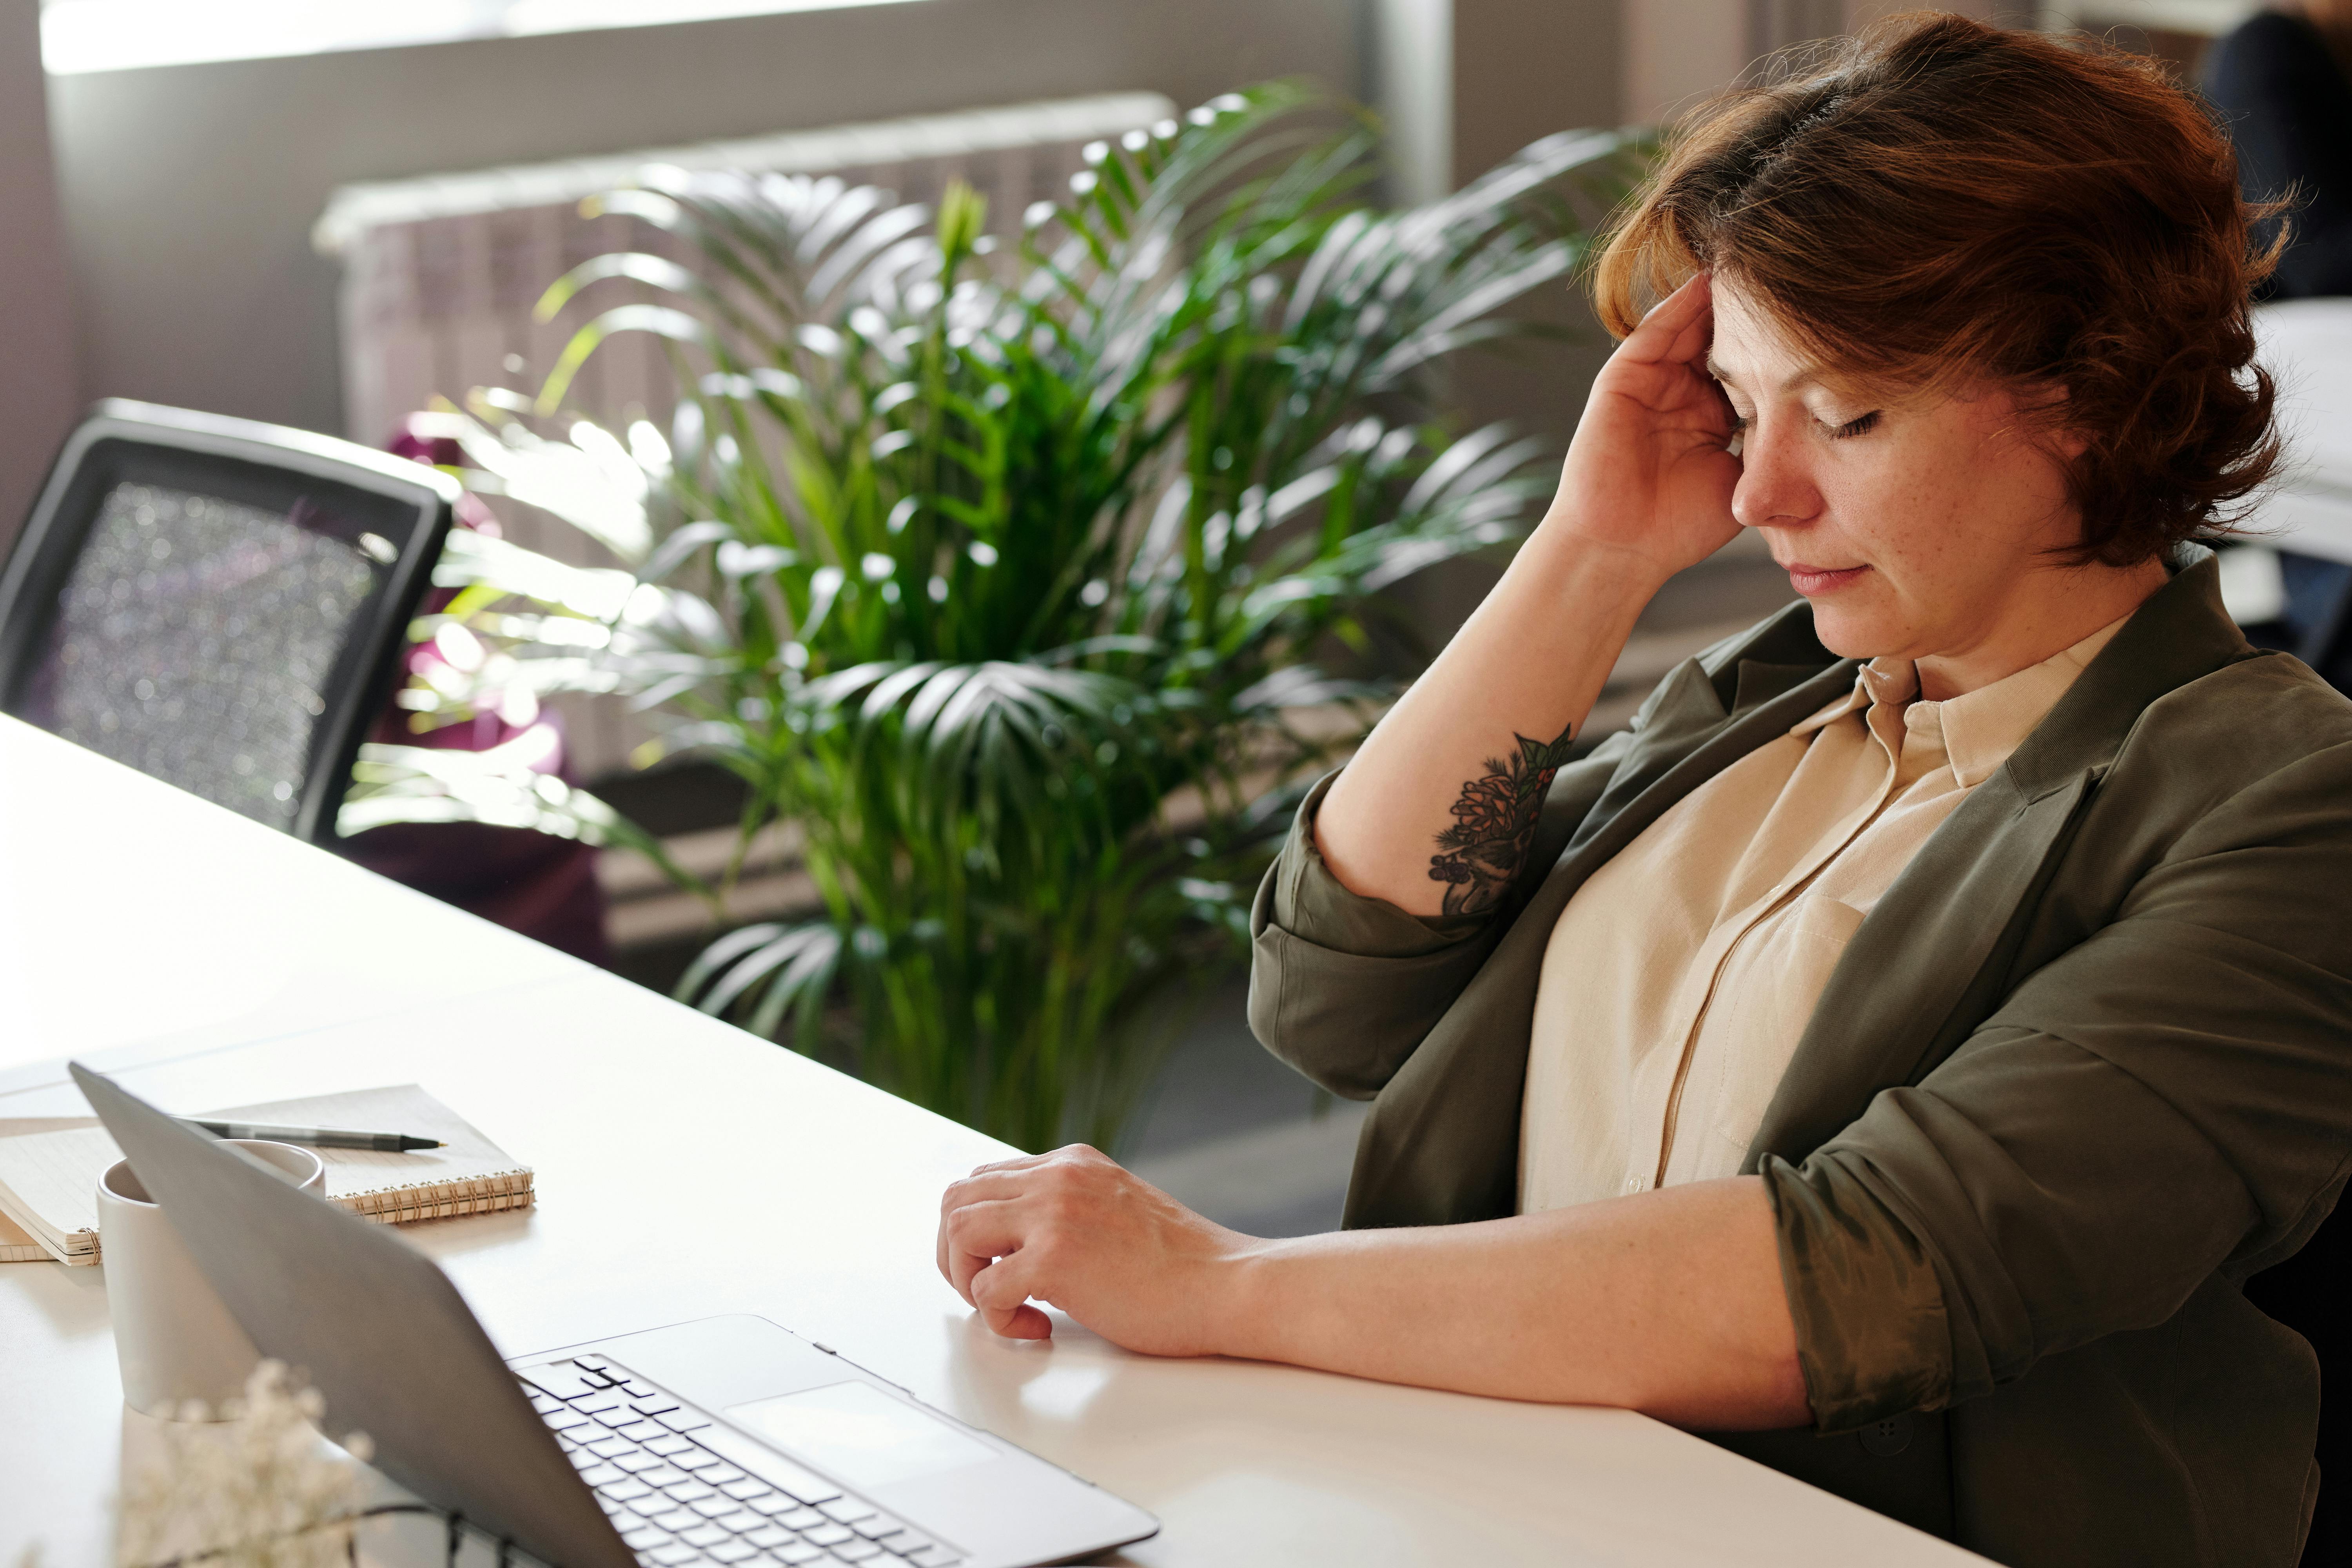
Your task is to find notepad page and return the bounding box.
[0,1084,532,1263]
[0,1123,115,1261]
[203,1085,534,1221]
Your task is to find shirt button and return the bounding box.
[1623,1175,1644,1194]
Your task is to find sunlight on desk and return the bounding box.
[0,717,579,1084]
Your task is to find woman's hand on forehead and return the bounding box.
[1636,272,1722,380]
[1541,273,1744,584]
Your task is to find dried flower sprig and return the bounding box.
[116,1360,374,1568]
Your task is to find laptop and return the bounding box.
[72,1063,1158,1568]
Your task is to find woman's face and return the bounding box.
[1705,277,2091,672]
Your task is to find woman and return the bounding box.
[935,16,2352,1565]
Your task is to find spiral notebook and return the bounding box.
[0,1084,533,1266]
[0,1208,43,1264]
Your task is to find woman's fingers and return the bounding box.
[937,1145,1089,1279]
[936,1169,1036,1282]
[965,1151,1054,1177]
[944,1197,1032,1305]
[942,1170,1036,1207]
[935,1143,1236,1354]
[970,1250,1053,1340]
[1621,274,1713,367]
[1590,274,1723,430]
[942,1176,1067,1338]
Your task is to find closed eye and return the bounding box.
[1828,410,1881,439]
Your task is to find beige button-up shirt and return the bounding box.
[1518,616,2127,1213]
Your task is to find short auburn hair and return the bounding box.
[1592,12,2281,566]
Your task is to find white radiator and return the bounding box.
[315,92,1174,781]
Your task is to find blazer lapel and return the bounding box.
[1747,767,2103,1165]
[1346,616,1856,1227]
[1562,602,1847,862]
[1747,550,2261,1166]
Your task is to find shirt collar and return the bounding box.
[1787,613,2131,786]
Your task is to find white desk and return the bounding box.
[0,716,1982,1567]
[2256,299,2352,567]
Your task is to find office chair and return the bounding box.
[0,400,457,845]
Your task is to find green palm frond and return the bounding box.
[368,85,1651,1151]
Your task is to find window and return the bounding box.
[40,0,929,75]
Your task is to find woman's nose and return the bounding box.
[1730,419,1824,531]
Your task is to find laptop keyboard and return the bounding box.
[519,1354,964,1568]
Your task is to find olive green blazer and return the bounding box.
[1246,551,2352,1567]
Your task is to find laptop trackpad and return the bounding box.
[727,1381,996,1491]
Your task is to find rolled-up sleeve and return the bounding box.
[1248,729,1639,1099]
[1247,772,1496,1098]
[1763,744,2352,1432]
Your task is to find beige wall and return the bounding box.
[1455,0,1624,176]
[1622,0,2020,129]
[1377,0,1627,648]
[1625,0,1749,125]
[0,0,82,546]
[1450,0,1626,447]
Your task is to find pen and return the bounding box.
[176,1118,444,1152]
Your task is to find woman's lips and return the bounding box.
[1784,561,1870,596]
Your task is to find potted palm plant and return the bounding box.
[344,85,1646,1151]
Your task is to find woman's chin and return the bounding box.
[1803,599,1905,662]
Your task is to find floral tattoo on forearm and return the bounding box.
[1427,723,1578,916]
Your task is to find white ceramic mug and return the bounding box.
[98,1139,326,1419]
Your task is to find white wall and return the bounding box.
[43,0,1367,447]
[0,0,82,543]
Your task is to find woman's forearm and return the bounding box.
[1314,524,1666,917]
[1314,276,1746,918]
[1218,1176,1811,1430]
[940,1147,1808,1429]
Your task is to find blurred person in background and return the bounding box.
[2207,0,2352,297]
[2207,4,2352,684]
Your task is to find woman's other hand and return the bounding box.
[936,1145,1252,1352]
[1546,273,1744,582]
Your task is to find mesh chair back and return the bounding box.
[0,401,456,844]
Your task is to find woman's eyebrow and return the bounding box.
[1704,357,1824,394]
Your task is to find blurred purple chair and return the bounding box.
[335,420,613,967]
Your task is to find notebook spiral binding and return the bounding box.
[337,1167,535,1226]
